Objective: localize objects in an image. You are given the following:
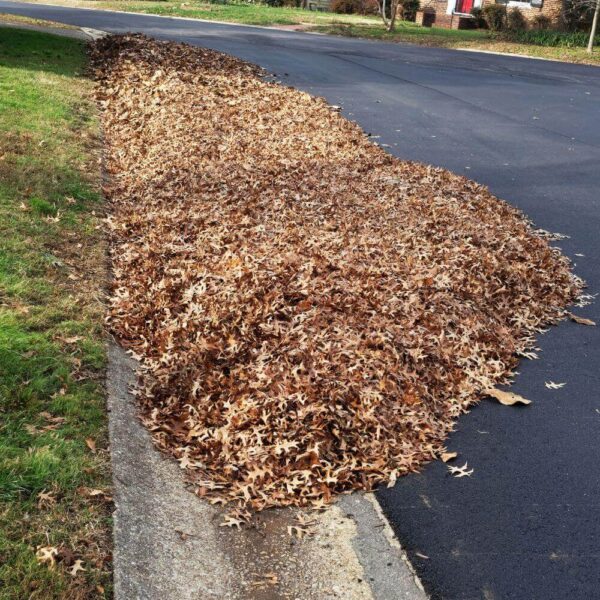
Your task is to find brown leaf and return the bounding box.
[568,312,596,326]
[25,424,39,435]
[68,559,86,576]
[37,489,56,507]
[36,546,58,568]
[220,515,244,529]
[486,388,531,406]
[441,452,457,463]
[85,438,97,452]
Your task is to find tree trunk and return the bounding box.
[588,0,600,53]
[387,0,399,30]
[380,0,390,28]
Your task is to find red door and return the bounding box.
[455,0,474,13]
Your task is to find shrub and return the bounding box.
[264,0,285,6]
[331,0,360,13]
[483,3,507,31]
[562,0,595,31]
[331,0,380,14]
[503,28,599,46]
[362,0,380,14]
[507,7,527,31]
[530,14,551,30]
[470,6,487,28]
[399,0,420,21]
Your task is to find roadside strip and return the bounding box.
[0,20,426,599]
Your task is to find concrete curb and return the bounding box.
[80,25,106,40]
[0,17,106,40]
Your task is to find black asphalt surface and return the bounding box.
[2,3,598,598]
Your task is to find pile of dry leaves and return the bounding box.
[91,35,581,511]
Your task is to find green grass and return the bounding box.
[124,0,376,25]
[13,0,380,26]
[0,28,111,599]
[320,21,600,64]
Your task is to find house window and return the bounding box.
[495,0,542,7]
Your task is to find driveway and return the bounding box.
[1,3,598,598]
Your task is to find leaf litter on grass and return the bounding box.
[90,34,583,514]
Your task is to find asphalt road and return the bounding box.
[2,3,599,598]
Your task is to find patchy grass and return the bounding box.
[320,22,600,65]
[0,12,78,29]
[12,0,600,64]
[0,27,111,599]
[10,0,378,26]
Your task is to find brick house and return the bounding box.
[416,0,565,28]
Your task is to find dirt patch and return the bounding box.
[91,34,581,513]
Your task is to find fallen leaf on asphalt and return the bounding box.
[487,388,531,406]
[91,34,581,513]
[545,381,566,390]
[568,312,596,326]
[518,350,539,360]
[441,452,458,463]
[415,552,430,559]
[447,462,474,478]
[576,294,596,308]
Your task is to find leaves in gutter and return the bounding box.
[90,35,583,513]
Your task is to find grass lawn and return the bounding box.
[12,0,600,65]
[0,27,111,599]
[13,0,379,26]
[322,22,600,64]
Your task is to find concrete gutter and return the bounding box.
[107,341,427,600]
[0,16,105,39]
